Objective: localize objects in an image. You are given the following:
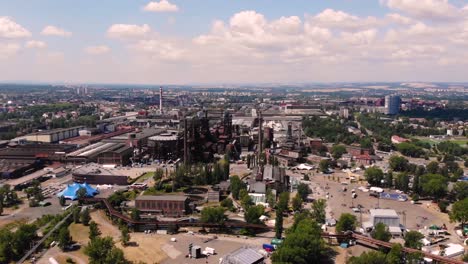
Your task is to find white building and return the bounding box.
[363,209,403,236]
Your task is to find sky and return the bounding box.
[1,0,468,84]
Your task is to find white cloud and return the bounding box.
[41,25,72,37]
[85,45,110,55]
[386,13,414,25]
[310,9,380,30]
[143,0,179,12]
[133,39,185,60]
[383,0,461,20]
[25,40,47,49]
[107,24,151,39]
[341,29,378,45]
[0,17,31,38]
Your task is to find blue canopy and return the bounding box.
[57,182,99,200]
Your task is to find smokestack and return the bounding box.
[258,109,263,159]
[159,86,163,114]
[184,118,188,166]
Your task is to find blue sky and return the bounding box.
[1,0,468,84]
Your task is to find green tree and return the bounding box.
[452,181,468,201]
[421,174,447,200]
[348,251,388,264]
[72,207,81,224]
[319,159,331,173]
[275,211,283,239]
[449,198,468,229]
[200,207,226,224]
[11,224,37,258]
[266,188,276,208]
[272,218,327,264]
[121,226,130,246]
[240,191,253,210]
[371,222,391,242]
[360,138,372,149]
[0,228,14,262]
[292,193,303,212]
[230,175,245,200]
[220,198,234,211]
[331,145,347,159]
[426,161,439,174]
[386,243,403,264]
[297,183,311,201]
[404,230,424,249]
[81,207,91,226]
[336,213,357,233]
[85,236,128,264]
[76,187,87,203]
[89,221,101,241]
[394,172,410,192]
[412,173,420,194]
[311,199,326,224]
[130,208,140,221]
[364,167,384,186]
[244,205,265,224]
[59,195,66,206]
[389,155,408,172]
[277,192,290,212]
[58,226,72,251]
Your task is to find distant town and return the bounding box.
[0,82,466,264]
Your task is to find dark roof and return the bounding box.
[135,195,188,201]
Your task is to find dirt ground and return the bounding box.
[116,233,168,264]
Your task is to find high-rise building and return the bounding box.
[385,95,401,115]
[159,86,163,114]
[339,107,349,119]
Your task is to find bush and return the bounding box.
[438,200,449,213]
[411,194,419,202]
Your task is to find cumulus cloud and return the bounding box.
[386,13,414,25]
[143,0,179,12]
[133,39,185,60]
[383,0,461,20]
[85,45,110,55]
[309,9,380,30]
[25,40,47,49]
[41,25,72,37]
[107,24,151,39]
[0,17,31,38]
[341,29,378,45]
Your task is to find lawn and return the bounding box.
[135,172,155,183]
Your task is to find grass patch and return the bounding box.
[449,139,468,146]
[129,172,155,184]
[69,223,90,244]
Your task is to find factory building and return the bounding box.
[148,132,181,161]
[135,195,190,217]
[66,142,133,166]
[19,126,85,143]
[71,163,129,185]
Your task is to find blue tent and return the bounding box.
[57,182,99,200]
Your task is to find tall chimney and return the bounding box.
[258,109,263,159]
[184,118,188,166]
[159,86,163,114]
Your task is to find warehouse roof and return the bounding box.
[370,209,399,218]
[221,247,264,264]
[135,195,188,201]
